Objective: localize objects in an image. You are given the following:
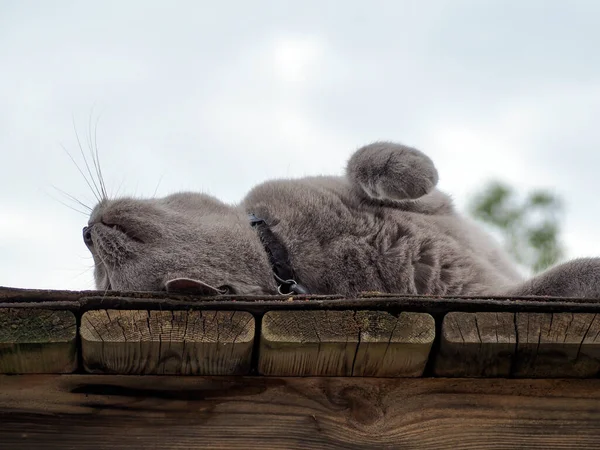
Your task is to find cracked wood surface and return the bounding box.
[80,310,254,375]
[259,311,434,376]
[4,301,600,378]
[435,312,600,377]
[0,308,77,373]
[513,312,600,377]
[2,375,600,449]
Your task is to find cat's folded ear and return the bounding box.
[164,277,225,296]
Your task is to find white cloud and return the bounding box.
[426,110,546,208]
[268,34,326,85]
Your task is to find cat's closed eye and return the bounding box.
[100,220,144,243]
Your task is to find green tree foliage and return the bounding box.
[468,181,564,273]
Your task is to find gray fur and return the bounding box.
[84,141,600,299]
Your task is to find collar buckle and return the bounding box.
[274,274,311,295]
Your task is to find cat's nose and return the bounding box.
[83,226,93,246]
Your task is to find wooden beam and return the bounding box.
[259,310,434,376]
[1,375,600,449]
[80,310,254,375]
[435,312,516,377]
[435,312,600,377]
[0,309,76,373]
[7,286,600,315]
[513,312,600,377]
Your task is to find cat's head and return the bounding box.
[83,192,278,296]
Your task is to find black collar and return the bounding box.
[249,213,310,295]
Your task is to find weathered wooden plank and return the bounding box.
[434,312,516,377]
[259,310,434,376]
[0,308,77,373]
[80,310,255,375]
[1,375,600,449]
[435,312,600,378]
[513,312,600,378]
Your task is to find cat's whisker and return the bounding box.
[95,119,109,201]
[50,184,93,211]
[60,143,101,205]
[88,108,109,201]
[111,175,127,199]
[93,252,114,297]
[52,199,89,216]
[153,171,166,197]
[72,116,103,203]
[43,187,91,216]
[69,266,96,282]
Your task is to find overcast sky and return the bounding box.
[2,0,600,291]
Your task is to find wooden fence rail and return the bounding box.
[2,287,600,378]
[3,287,600,448]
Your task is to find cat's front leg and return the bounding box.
[346,141,438,202]
[501,257,600,300]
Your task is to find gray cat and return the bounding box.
[82,141,600,299]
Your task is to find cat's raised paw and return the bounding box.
[346,141,438,201]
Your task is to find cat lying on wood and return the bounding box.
[82,141,600,298]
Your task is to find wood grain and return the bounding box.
[435,312,600,377]
[513,312,600,377]
[435,312,516,377]
[80,310,254,375]
[259,310,434,376]
[1,375,600,449]
[0,308,76,373]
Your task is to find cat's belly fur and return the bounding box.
[242,176,523,296]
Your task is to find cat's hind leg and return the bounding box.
[500,257,600,300]
[346,141,439,202]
